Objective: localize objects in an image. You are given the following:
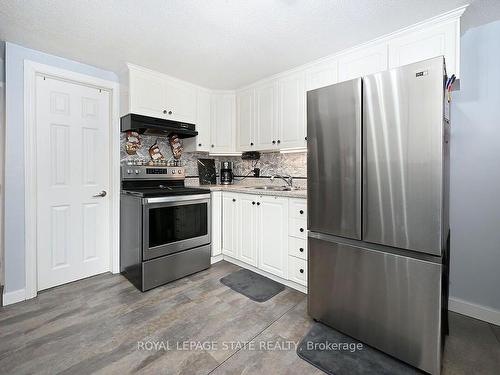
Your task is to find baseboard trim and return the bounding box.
[448,297,500,326]
[3,288,27,306]
[211,254,223,264]
[223,255,307,294]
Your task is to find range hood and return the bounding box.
[120,113,198,138]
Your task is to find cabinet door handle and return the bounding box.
[250,142,254,146]
[198,143,202,147]
[252,201,255,205]
[277,140,281,144]
[168,110,173,115]
[305,136,307,141]
[299,269,304,274]
[299,210,304,214]
[211,144,215,148]
[299,247,304,252]
[257,202,260,206]
[300,228,304,232]
[232,198,236,202]
[163,110,167,114]
[272,140,276,144]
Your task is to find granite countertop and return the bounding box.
[197,184,307,198]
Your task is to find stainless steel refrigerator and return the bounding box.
[307,56,450,375]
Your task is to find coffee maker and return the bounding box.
[220,161,234,185]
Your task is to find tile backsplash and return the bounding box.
[120,133,307,178]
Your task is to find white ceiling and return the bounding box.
[0,0,496,89]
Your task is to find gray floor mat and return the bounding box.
[297,322,422,374]
[220,269,285,302]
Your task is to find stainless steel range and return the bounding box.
[120,166,211,291]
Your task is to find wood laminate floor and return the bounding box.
[0,261,499,374]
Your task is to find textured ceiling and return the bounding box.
[0,0,495,89]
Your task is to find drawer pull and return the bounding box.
[299,228,304,232]
[299,269,304,274]
[299,247,304,252]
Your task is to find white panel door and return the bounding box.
[338,44,388,82]
[237,88,255,151]
[238,194,257,266]
[257,195,288,278]
[36,76,110,291]
[221,193,239,258]
[129,68,166,118]
[211,93,236,153]
[164,78,197,123]
[255,82,277,150]
[277,72,306,149]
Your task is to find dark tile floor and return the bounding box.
[0,261,498,374]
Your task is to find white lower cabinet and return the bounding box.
[211,192,222,257]
[288,256,307,286]
[238,194,258,266]
[288,237,307,260]
[221,192,239,258]
[256,195,289,279]
[220,192,307,289]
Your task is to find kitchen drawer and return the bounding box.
[288,256,307,286]
[288,237,307,260]
[289,218,307,239]
[289,199,307,219]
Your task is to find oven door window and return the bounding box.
[148,203,208,248]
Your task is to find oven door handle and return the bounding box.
[144,194,210,204]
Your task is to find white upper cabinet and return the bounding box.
[126,65,197,123]
[185,88,211,152]
[255,81,278,150]
[388,20,460,76]
[237,88,255,151]
[338,44,388,82]
[128,67,166,118]
[306,58,339,91]
[164,77,197,123]
[210,93,236,153]
[277,72,306,149]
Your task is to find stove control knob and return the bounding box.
[134,169,140,174]
[178,169,182,174]
[127,169,132,174]
[171,170,175,174]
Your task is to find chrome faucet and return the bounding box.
[270,174,293,188]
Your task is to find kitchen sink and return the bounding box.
[244,185,301,191]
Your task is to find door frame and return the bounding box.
[24,60,120,299]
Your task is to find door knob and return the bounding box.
[93,190,107,197]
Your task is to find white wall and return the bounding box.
[0,42,5,289]
[449,19,500,320]
[3,42,118,294]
